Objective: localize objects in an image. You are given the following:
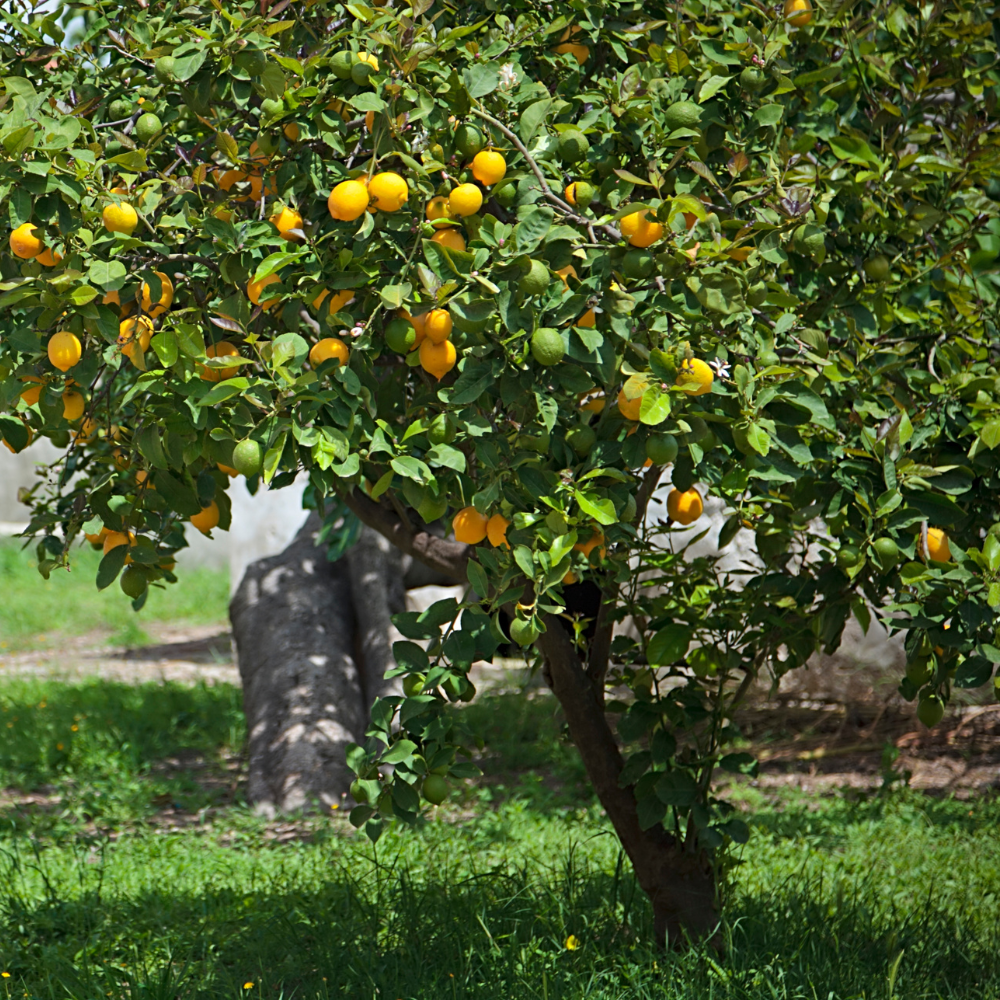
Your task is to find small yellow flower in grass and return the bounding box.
[71,724,79,732]
[565,934,580,951]
[2,971,10,977]
[56,744,64,751]
[243,983,254,990]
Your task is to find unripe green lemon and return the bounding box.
[402,673,425,697]
[384,317,416,354]
[836,545,862,571]
[428,413,457,445]
[663,100,703,131]
[558,129,589,164]
[645,433,678,466]
[376,790,394,816]
[350,779,369,803]
[792,224,826,259]
[134,113,163,144]
[493,181,517,208]
[422,774,449,805]
[566,424,596,456]
[350,60,373,85]
[454,123,484,158]
[531,327,564,366]
[566,181,596,208]
[873,537,899,573]
[863,254,890,281]
[154,56,176,83]
[622,249,654,279]
[232,438,262,477]
[260,98,283,121]
[510,618,540,647]
[109,98,133,121]
[120,566,147,599]
[740,66,764,92]
[330,51,355,79]
[105,139,124,157]
[917,693,944,728]
[747,281,768,307]
[519,259,550,297]
[905,656,932,687]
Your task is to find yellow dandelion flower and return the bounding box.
[56,744,64,751]
[243,983,254,990]
[565,934,580,950]
[71,724,79,732]
[2,971,10,977]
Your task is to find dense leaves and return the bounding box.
[1,0,999,850]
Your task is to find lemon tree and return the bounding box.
[2,0,1000,945]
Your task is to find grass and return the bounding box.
[0,539,229,652]
[0,679,995,998]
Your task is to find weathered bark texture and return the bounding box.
[537,619,719,949]
[231,514,398,815]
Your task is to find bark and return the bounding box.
[536,618,719,949]
[230,513,367,815]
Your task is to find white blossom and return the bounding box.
[498,62,517,90]
[709,358,731,379]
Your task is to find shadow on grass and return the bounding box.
[0,841,997,1000]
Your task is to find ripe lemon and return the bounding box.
[564,181,595,208]
[784,0,813,26]
[555,265,579,291]
[617,386,643,421]
[554,30,590,65]
[357,51,379,72]
[270,206,304,241]
[471,149,506,186]
[419,338,457,380]
[574,530,605,559]
[19,377,45,406]
[667,487,703,525]
[247,272,280,310]
[313,289,354,315]
[580,392,605,413]
[200,341,239,382]
[283,122,300,142]
[139,271,174,316]
[36,247,62,267]
[119,315,154,365]
[424,309,453,344]
[675,358,714,396]
[74,417,98,443]
[85,526,110,546]
[217,464,239,478]
[48,331,82,372]
[61,389,85,422]
[925,527,951,563]
[487,513,510,548]
[448,183,483,217]
[577,308,597,328]
[407,311,428,348]
[368,171,408,212]
[453,506,488,544]
[245,172,277,203]
[431,228,466,252]
[190,500,220,534]
[103,201,138,235]
[9,222,44,258]
[619,209,664,248]
[103,530,135,556]
[309,337,350,368]
[426,195,451,221]
[328,179,370,221]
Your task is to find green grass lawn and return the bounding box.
[0,539,229,652]
[0,678,995,999]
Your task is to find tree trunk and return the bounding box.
[536,620,720,948]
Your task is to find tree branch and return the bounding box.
[338,486,469,584]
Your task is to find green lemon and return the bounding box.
[454,123,484,158]
[917,693,944,728]
[109,98,133,121]
[566,424,596,456]
[622,249,654,279]
[558,129,590,164]
[422,774,449,805]
[402,673,425,697]
[645,433,678,466]
[384,317,416,354]
[740,66,764,92]
[350,60,373,86]
[428,413,457,445]
[510,618,540,647]
[531,327,564,365]
[792,224,826,259]
[663,100,703,131]
[330,50,355,79]
[154,56,176,83]
[567,181,596,208]
[493,181,517,208]
[836,545,862,572]
[863,254,890,281]
[350,779,369,803]
[519,259,551,297]
[519,430,550,454]
[120,566,147,599]
[873,537,899,573]
[134,113,163,144]
[232,438,262,477]
[905,656,932,687]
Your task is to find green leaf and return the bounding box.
[87,259,127,288]
[463,64,499,98]
[449,362,495,405]
[979,419,1000,450]
[349,91,386,112]
[639,384,671,426]
[153,470,202,516]
[262,431,288,485]
[647,624,692,666]
[172,48,206,81]
[467,559,489,597]
[828,134,880,166]
[753,104,783,127]
[392,641,429,672]
[199,377,250,407]
[574,490,617,526]
[96,543,127,591]
[746,422,771,456]
[381,739,418,765]
[654,770,698,807]
[699,74,731,101]
[519,98,552,143]
[108,150,148,172]
[426,443,466,473]
[391,456,433,484]
[150,330,178,367]
[70,285,98,306]
[253,252,305,282]
[514,207,554,252]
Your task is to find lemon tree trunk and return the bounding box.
[230,513,406,815]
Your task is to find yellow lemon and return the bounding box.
[139,271,174,317]
[103,201,138,235]
[309,337,350,368]
[448,183,483,217]
[471,150,506,186]
[419,338,457,380]
[270,205,304,241]
[674,358,714,396]
[431,228,466,252]
[9,222,44,258]
[47,331,82,372]
[328,179,370,221]
[368,171,408,212]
